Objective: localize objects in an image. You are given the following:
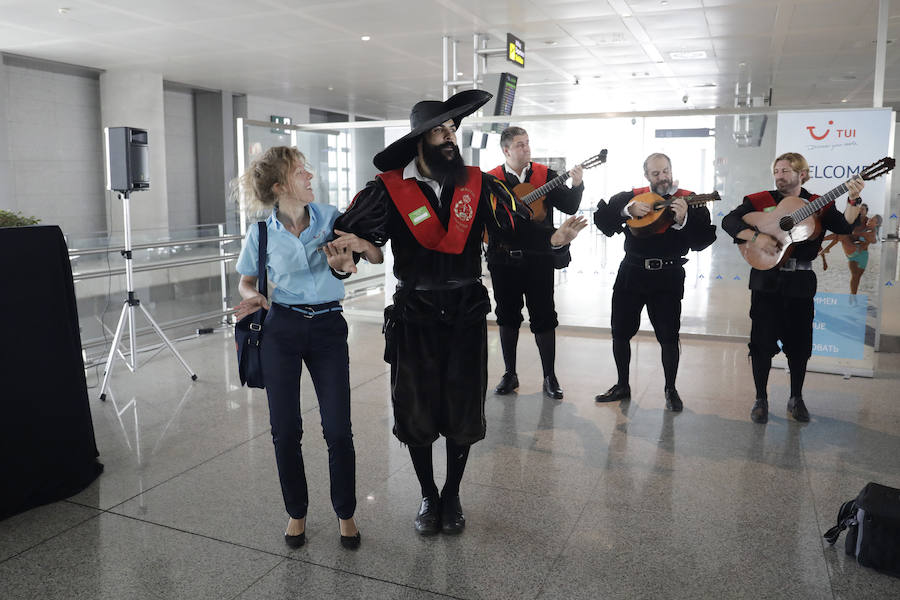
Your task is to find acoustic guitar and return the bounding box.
[512,150,607,221]
[739,156,895,271]
[626,191,721,236]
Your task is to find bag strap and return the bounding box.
[823,499,858,545]
[252,221,268,329]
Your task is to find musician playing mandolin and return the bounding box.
[721,152,863,424]
[594,153,716,412]
[486,126,587,399]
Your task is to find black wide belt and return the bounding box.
[622,256,687,271]
[779,258,813,271]
[281,300,343,318]
[397,278,480,291]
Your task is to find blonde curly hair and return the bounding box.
[239,146,306,213]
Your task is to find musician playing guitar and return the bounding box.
[722,151,863,425]
[594,153,716,412]
[486,126,588,400]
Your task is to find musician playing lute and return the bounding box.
[721,151,863,425]
[593,152,716,412]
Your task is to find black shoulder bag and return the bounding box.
[235,221,268,388]
[824,481,900,578]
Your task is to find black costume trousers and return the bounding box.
[388,284,490,447]
[488,256,558,333]
[748,290,815,360]
[261,303,356,520]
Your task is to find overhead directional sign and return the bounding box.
[506,33,525,68]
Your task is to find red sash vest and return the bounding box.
[746,190,825,213]
[377,167,482,255]
[489,162,549,189]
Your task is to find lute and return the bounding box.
[626,191,721,236]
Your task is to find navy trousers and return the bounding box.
[260,303,356,520]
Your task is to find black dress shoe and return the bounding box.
[494,372,519,395]
[414,496,441,536]
[750,397,768,424]
[665,387,683,412]
[787,395,810,422]
[595,383,630,403]
[284,531,306,548]
[340,531,361,550]
[543,375,564,399]
[440,495,466,534]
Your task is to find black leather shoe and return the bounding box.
[543,375,564,399]
[440,495,466,534]
[787,396,810,422]
[284,531,306,548]
[340,531,361,550]
[494,372,519,395]
[665,387,683,412]
[750,398,768,424]
[595,383,630,403]
[414,497,441,536]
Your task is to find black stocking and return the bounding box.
[441,438,471,498]
[661,342,679,390]
[534,330,556,378]
[787,355,808,398]
[498,326,519,375]
[612,338,631,386]
[751,353,771,399]
[408,444,439,500]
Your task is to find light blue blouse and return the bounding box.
[236,203,345,305]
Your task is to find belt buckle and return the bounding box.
[250,323,262,331]
[781,258,797,271]
[508,249,523,259]
[644,258,663,270]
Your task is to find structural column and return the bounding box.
[100,69,169,234]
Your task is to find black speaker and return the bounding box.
[105,126,150,192]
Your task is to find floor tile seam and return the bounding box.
[578,486,822,541]
[0,508,104,566]
[461,476,603,505]
[227,556,291,600]
[100,430,272,513]
[278,554,468,600]
[95,510,296,561]
[531,491,596,600]
[799,445,840,600]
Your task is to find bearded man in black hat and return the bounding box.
[326,90,584,536]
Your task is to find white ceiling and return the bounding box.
[1,0,899,119]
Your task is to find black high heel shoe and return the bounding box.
[340,531,361,550]
[284,531,306,548]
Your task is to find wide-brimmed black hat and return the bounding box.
[373,89,492,172]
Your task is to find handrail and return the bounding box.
[69,233,243,257]
[73,253,240,282]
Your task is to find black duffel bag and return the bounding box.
[824,481,900,577]
[235,221,268,388]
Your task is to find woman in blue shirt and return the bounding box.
[234,146,382,550]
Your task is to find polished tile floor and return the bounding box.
[2,319,900,599]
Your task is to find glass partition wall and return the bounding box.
[238,110,896,378]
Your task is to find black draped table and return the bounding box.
[0,225,103,520]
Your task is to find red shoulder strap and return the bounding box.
[632,186,650,194]
[377,167,482,254]
[488,165,506,179]
[529,162,549,188]
[747,191,776,211]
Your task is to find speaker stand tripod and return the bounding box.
[98,191,197,401]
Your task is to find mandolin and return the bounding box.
[626,191,721,236]
[512,150,607,221]
[739,156,895,271]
